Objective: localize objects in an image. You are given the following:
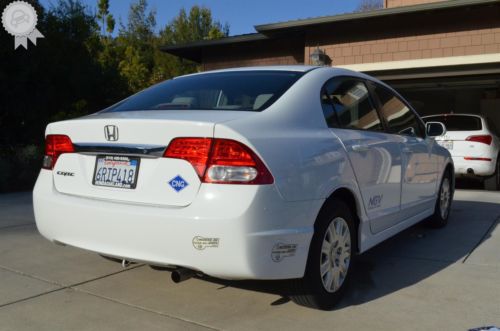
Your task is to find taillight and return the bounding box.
[43,135,74,170]
[204,139,274,184]
[163,138,212,177]
[466,135,492,145]
[164,138,273,184]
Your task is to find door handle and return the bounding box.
[352,144,370,152]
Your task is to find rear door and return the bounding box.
[370,83,438,215]
[322,77,403,233]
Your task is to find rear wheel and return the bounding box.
[291,200,356,310]
[427,170,452,228]
[484,155,500,191]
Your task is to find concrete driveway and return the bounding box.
[0,190,499,330]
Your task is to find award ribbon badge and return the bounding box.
[2,1,44,49]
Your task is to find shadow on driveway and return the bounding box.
[182,200,499,309]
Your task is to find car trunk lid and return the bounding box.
[47,110,253,207]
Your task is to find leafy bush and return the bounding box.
[0,145,43,193]
[0,0,228,192]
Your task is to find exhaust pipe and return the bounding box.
[171,268,195,283]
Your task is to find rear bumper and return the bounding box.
[33,170,321,280]
[453,156,497,177]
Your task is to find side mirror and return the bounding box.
[426,121,446,137]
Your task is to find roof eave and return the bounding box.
[255,0,500,33]
[160,33,268,53]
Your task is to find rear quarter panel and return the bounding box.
[214,67,369,224]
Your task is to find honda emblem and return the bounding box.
[104,125,119,141]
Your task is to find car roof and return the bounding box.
[175,65,388,85]
[175,65,320,79]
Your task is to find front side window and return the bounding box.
[104,71,304,113]
[373,84,424,138]
[322,78,383,131]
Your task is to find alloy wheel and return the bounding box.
[440,177,451,219]
[320,217,351,293]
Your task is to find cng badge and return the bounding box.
[168,175,189,192]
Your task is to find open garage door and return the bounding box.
[385,74,500,191]
[386,75,500,129]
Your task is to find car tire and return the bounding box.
[290,199,356,310]
[483,155,500,191]
[426,170,453,228]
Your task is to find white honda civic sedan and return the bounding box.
[33,66,454,310]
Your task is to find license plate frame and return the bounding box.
[92,155,140,189]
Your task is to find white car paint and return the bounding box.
[33,66,453,280]
[422,114,499,177]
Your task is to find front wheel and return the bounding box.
[291,200,356,310]
[426,170,452,228]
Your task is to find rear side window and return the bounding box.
[423,115,482,131]
[104,71,304,112]
[373,84,424,138]
[322,78,383,131]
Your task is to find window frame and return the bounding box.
[366,81,426,139]
[320,76,386,133]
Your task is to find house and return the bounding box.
[161,0,500,126]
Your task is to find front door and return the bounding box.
[370,83,438,217]
[322,77,403,234]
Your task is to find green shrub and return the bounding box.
[0,145,43,193]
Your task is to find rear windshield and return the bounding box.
[104,71,304,112]
[423,115,482,131]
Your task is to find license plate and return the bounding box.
[437,140,453,150]
[93,155,140,189]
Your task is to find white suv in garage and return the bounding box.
[422,114,499,190]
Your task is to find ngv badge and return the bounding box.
[169,175,189,192]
